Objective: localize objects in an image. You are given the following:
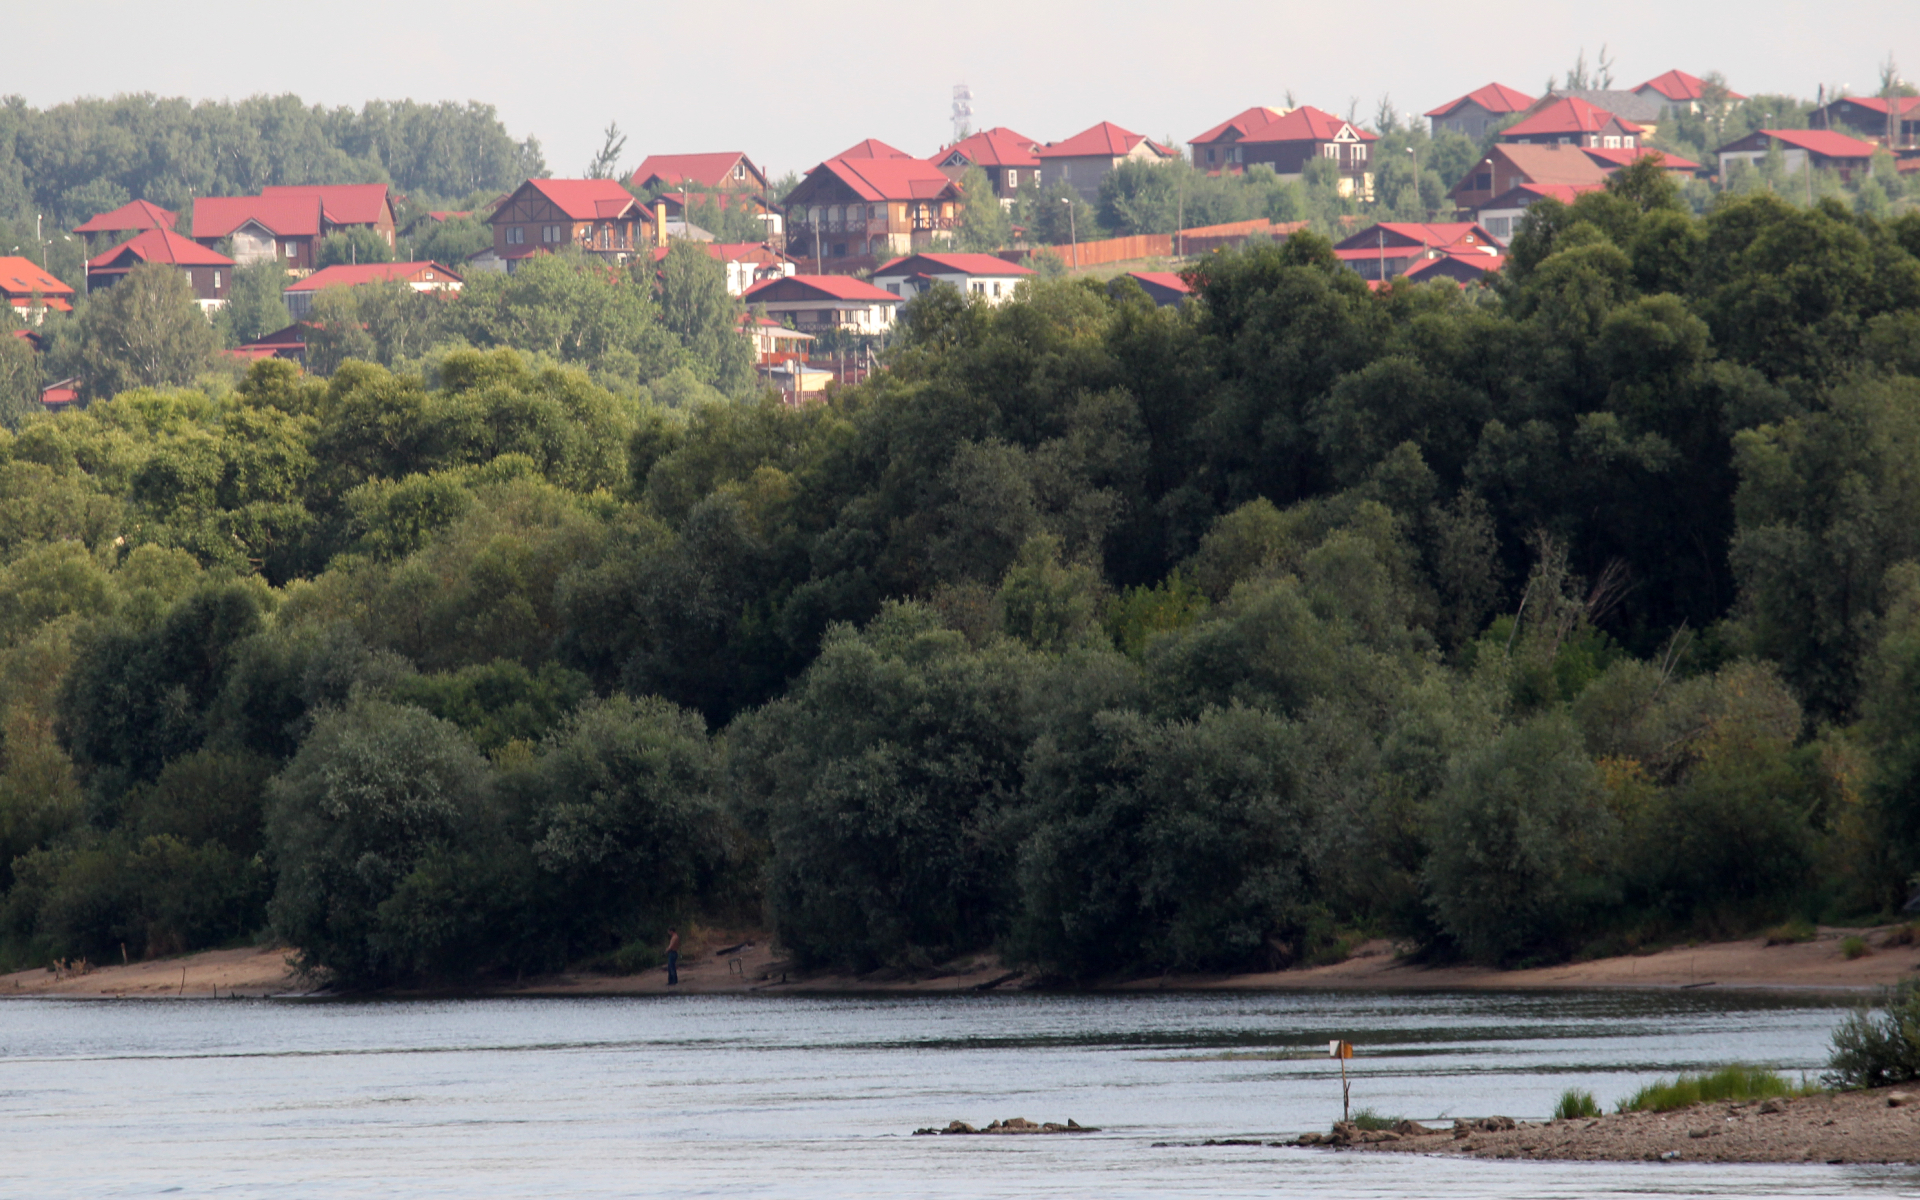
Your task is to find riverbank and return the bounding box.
[1334,1089,1920,1164]
[5,923,1916,999]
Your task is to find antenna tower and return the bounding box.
[951,83,974,145]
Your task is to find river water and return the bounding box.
[2,988,1914,1198]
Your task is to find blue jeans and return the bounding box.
[667,950,678,985]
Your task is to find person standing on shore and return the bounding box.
[665,929,679,986]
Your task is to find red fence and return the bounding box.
[998,221,1309,269]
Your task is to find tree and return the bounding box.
[314,228,395,269]
[953,165,1012,251]
[654,240,753,395]
[223,259,292,345]
[301,287,376,376]
[62,264,218,399]
[584,122,627,180]
[409,215,491,267]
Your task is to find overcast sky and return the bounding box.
[11,1,1918,180]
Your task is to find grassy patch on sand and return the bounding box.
[1617,1065,1816,1113]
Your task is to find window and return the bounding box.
[872,204,885,220]
[1623,135,1636,148]
[213,271,222,288]
[506,226,525,245]
[1603,135,1620,149]
[1233,146,1243,163]
[734,162,746,180]
[1353,144,1367,161]
[885,283,899,295]
[1006,169,1018,188]
[993,281,1002,297]
[831,243,846,257]
[1206,148,1217,164]
[423,270,433,280]
[284,241,298,258]
[1322,144,1337,158]
[1474,173,1492,191]
[1485,216,1511,239]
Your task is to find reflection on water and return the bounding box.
[2,989,1914,1198]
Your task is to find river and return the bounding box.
[2,988,1914,1197]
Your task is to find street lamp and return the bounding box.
[1406,146,1419,214]
[1060,196,1078,271]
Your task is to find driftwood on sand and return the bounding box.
[914,1117,1098,1135]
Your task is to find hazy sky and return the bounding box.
[11,1,1917,181]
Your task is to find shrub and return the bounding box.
[1841,935,1872,960]
[1825,978,1920,1089]
[1349,1107,1403,1131]
[1764,918,1817,945]
[1618,1065,1811,1112]
[1554,1089,1602,1119]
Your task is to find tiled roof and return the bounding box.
[873,252,1035,278]
[194,195,323,239]
[261,184,392,226]
[1460,145,1613,192]
[1038,121,1172,158]
[813,156,959,203]
[631,152,761,190]
[283,261,463,292]
[935,127,1043,169]
[1425,83,1534,118]
[73,199,177,235]
[1242,105,1379,144]
[1482,182,1605,208]
[1403,249,1504,279]
[1582,147,1702,171]
[1334,222,1492,252]
[1189,106,1288,144]
[833,138,915,160]
[1127,271,1190,293]
[1634,70,1746,103]
[1754,128,1879,158]
[0,256,76,299]
[519,179,641,221]
[649,242,792,265]
[743,274,901,303]
[87,228,234,269]
[1504,97,1642,138]
[1545,89,1664,124]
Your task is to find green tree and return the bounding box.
[223,259,293,344]
[61,263,219,399]
[654,240,753,395]
[315,228,395,268]
[953,165,1013,251]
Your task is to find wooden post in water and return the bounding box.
[1328,1040,1354,1122]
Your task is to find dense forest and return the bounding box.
[3,161,1920,986]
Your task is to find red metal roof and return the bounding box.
[1425,83,1535,118]
[649,242,793,265]
[1241,106,1379,145]
[517,179,641,221]
[1482,182,1605,207]
[1503,97,1642,138]
[1127,271,1190,293]
[73,199,178,235]
[872,252,1035,278]
[283,261,464,292]
[261,184,392,226]
[1402,249,1504,280]
[833,138,915,160]
[87,228,234,269]
[1828,96,1920,117]
[1334,222,1493,252]
[812,156,959,203]
[1038,121,1173,159]
[1189,106,1289,145]
[1476,144,1615,189]
[1581,146,1702,171]
[743,274,901,303]
[1633,70,1746,103]
[1757,128,1879,158]
[0,256,76,299]
[935,127,1042,169]
[631,152,762,190]
[193,195,323,239]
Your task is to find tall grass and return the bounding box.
[1617,1065,1814,1113]
[1553,1088,1601,1119]
[1348,1107,1404,1131]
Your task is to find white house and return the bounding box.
[740,275,903,333]
[869,252,1035,305]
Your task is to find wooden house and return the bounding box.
[193,195,324,273]
[1448,143,1611,210]
[261,184,399,249]
[1500,98,1644,150]
[739,274,902,333]
[1037,121,1176,202]
[931,127,1043,201]
[72,199,178,250]
[86,229,235,310]
[282,261,463,318]
[1424,84,1533,140]
[1188,107,1290,174]
[1715,129,1878,184]
[1809,96,1920,149]
[781,152,962,274]
[1632,70,1744,115]
[0,256,75,321]
[870,252,1034,304]
[1231,106,1378,199]
[478,178,654,273]
[1333,222,1500,282]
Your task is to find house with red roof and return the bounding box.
[834,138,917,160]
[282,261,463,319]
[781,152,963,274]
[650,241,796,295]
[86,229,235,310]
[261,184,397,249]
[1398,249,1503,288]
[1581,146,1701,178]
[193,194,325,272]
[0,256,75,321]
[1037,122,1176,202]
[1121,271,1191,307]
[1232,106,1379,199]
[1809,96,1920,149]
[931,128,1042,201]
[477,178,654,273]
[1474,182,1605,244]
[1188,106,1290,174]
[1632,71,1744,116]
[1500,98,1643,151]
[1425,84,1534,140]
[1448,144,1611,211]
[1715,129,1878,184]
[231,323,308,366]
[632,152,770,194]
[740,275,903,334]
[1332,222,1500,283]
[870,252,1035,305]
[73,199,178,249]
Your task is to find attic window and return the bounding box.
[734,163,746,180]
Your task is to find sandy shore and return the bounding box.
[1329,1090,1920,1164]
[4,923,1916,1000]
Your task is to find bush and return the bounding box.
[1618,1065,1810,1112]
[1349,1107,1403,1131]
[1825,978,1920,1089]
[1764,917,1817,945]
[1554,1089,1602,1119]
[1841,934,1872,959]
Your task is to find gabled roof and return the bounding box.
[1334,222,1495,253]
[261,184,393,226]
[833,138,915,160]
[1128,271,1190,293]
[1241,105,1379,145]
[1453,145,1613,194]
[87,228,234,269]
[1189,106,1289,145]
[631,152,766,190]
[73,199,177,235]
[1402,249,1504,280]
[504,178,642,221]
[1633,70,1745,103]
[1037,121,1173,159]
[1425,83,1534,118]
[1745,128,1880,159]
[649,241,793,265]
[0,256,77,299]
[873,252,1036,278]
[1543,89,1664,124]
[1480,182,1605,209]
[805,156,960,203]
[1504,97,1642,138]
[743,275,901,304]
[935,127,1043,169]
[1582,147,1702,171]
[283,261,463,292]
[1824,95,1920,117]
[193,195,323,239]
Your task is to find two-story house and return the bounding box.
[476,178,655,273]
[740,275,902,333]
[1424,84,1534,140]
[262,184,399,249]
[650,241,796,295]
[86,228,235,310]
[193,195,324,273]
[1332,222,1501,282]
[1715,128,1878,184]
[870,252,1034,304]
[781,152,963,274]
[1187,106,1289,174]
[0,256,75,320]
[1809,96,1920,148]
[930,127,1043,202]
[73,199,178,251]
[631,152,780,240]
[1632,70,1744,115]
[282,261,463,319]
[1037,122,1176,202]
[1500,97,1643,150]
[1233,106,1378,199]
[1447,143,1611,212]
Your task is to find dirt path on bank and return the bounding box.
[1332,1089,1920,1164]
[5,924,1916,1000]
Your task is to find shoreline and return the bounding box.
[4,924,1917,1001]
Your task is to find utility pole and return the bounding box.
[1061,197,1078,271]
[1407,146,1419,215]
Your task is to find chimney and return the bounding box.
[655,202,668,248]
